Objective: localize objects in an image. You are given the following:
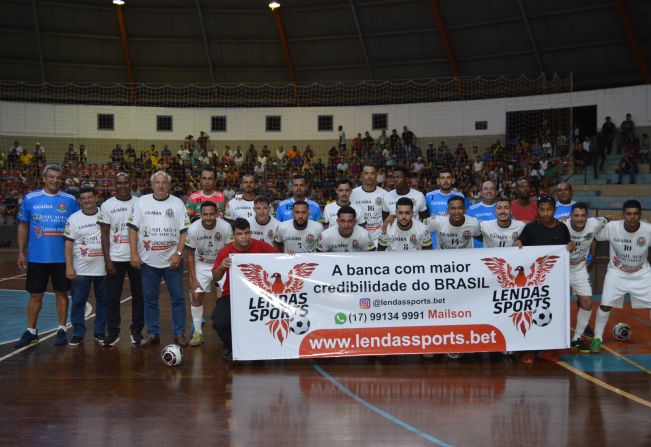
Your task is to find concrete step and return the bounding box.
[580,196,651,210]
[568,173,651,185]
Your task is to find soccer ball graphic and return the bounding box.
[161,344,183,367]
[612,322,631,341]
[289,313,311,335]
[533,308,552,327]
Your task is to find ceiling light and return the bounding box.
[268,2,280,11]
[113,0,125,5]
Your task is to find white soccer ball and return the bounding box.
[612,322,631,341]
[161,344,183,367]
[533,308,552,327]
[289,313,311,335]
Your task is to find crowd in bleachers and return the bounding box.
[1,113,646,224]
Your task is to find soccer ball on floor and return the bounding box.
[533,308,552,327]
[289,313,310,335]
[612,322,631,341]
[161,344,183,367]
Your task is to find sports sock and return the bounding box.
[574,308,592,340]
[594,308,611,340]
[191,305,204,334]
[58,325,66,331]
[27,327,37,335]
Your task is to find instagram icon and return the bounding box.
[359,298,371,309]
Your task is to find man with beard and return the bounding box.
[275,201,323,254]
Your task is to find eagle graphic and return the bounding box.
[480,255,560,288]
[238,262,319,295]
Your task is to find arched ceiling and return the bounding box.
[0,0,649,90]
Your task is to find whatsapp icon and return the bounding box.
[334,312,347,325]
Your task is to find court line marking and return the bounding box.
[600,344,651,375]
[632,317,651,327]
[313,364,453,447]
[555,360,651,409]
[0,295,133,364]
[0,273,26,283]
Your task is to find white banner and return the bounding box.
[230,246,570,360]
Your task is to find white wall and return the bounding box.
[1,85,649,140]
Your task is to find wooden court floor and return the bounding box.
[0,259,650,447]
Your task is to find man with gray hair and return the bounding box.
[128,171,191,347]
[15,164,80,349]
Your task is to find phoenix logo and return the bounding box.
[480,256,559,288]
[80,247,89,257]
[239,262,318,344]
[238,262,318,295]
[34,226,44,238]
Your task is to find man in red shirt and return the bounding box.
[212,218,276,360]
[510,178,538,223]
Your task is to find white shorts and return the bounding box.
[601,269,651,308]
[195,263,217,294]
[570,266,592,297]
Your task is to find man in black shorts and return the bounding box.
[15,165,80,349]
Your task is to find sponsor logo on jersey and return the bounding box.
[57,203,67,213]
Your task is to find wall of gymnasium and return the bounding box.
[0,84,650,163]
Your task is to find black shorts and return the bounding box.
[26,262,70,294]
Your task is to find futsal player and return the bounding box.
[186,167,225,222]
[224,174,256,221]
[185,201,232,347]
[350,164,386,247]
[468,180,498,248]
[322,178,364,228]
[275,174,322,222]
[274,200,323,253]
[378,197,432,251]
[316,206,371,252]
[591,200,651,353]
[382,166,428,222]
[479,198,525,248]
[426,196,481,249]
[247,195,279,246]
[15,164,79,349]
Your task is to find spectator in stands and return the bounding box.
[337,125,347,151]
[111,144,124,166]
[32,142,45,165]
[616,151,637,184]
[197,131,209,150]
[412,157,425,176]
[64,144,78,163]
[619,113,634,153]
[20,148,33,168]
[601,116,616,155]
[275,146,286,160]
[377,130,388,153]
[639,134,649,164]
[573,141,590,174]
[402,126,416,154]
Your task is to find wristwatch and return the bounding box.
[176,251,183,257]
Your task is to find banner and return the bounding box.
[230,246,570,360]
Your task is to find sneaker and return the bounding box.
[54,328,68,347]
[174,334,189,348]
[130,333,144,347]
[14,330,38,349]
[222,349,233,361]
[190,332,205,347]
[69,336,84,346]
[582,325,594,339]
[142,334,160,347]
[446,352,464,360]
[103,334,120,347]
[571,338,590,353]
[590,338,602,353]
[94,334,106,344]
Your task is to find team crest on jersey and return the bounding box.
[238,263,319,345]
[375,197,383,206]
[57,203,67,213]
[512,232,520,240]
[143,240,151,251]
[215,232,222,241]
[585,233,593,241]
[410,234,418,245]
[306,234,316,247]
[166,208,174,217]
[352,239,360,249]
[638,237,647,247]
[463,230,472,239]
[268,229,274,239]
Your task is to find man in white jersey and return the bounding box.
[128,171,191,347]
[248,195,279,245]
[591,199,651,353]
[317,206,372,252]
[562,202,615,352]
[274,200,323,253]
[480,198,525,248]
[350,164,386,247]
[64,186,108,346]
[378,197,432,251]
[98,172,144,347]
[224,174,256,221]
[427,196,480,249]
[323,178,364,228]
[185,201,232,347]
[382,166,428,222]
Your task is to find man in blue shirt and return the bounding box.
[15,164,80,349]
[425,169,469,248]
[275,174,322,223]
[467,180,497,248]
